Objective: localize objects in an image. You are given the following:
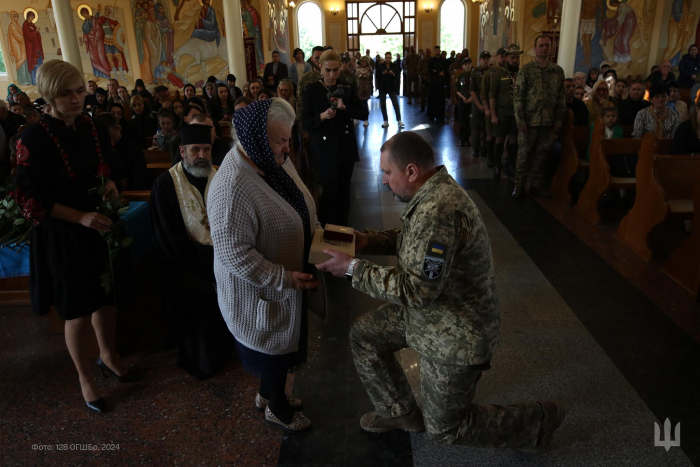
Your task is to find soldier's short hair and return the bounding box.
[534,35,551,47]
[381,132,434,170]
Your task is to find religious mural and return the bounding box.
[267,0,290,65]
[478,0,516,57]
[572,0,657,80]
[77,4,130,82]
[130,0,227,87]
[241,0,265,75]
[656,0,700,68]
[5,8,45,86]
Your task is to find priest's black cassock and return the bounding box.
[427,54,448,120]
[149,125,235,379]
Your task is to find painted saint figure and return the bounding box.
[97,6,130,81]
[192,0,220,46]
[241,0,265,74]
[601,0,648,69]
[134,7,154,84]
[578,0,599,69]
[155,3,175,68]
[145,3,163,77]
[82,6,111,78]
[22,11,44,85]
[7,11,31,85]
[661,0,696,66]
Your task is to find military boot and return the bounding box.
[521,400,566,453]
[360,407,425,433]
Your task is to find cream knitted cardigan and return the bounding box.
[207,145,318,355]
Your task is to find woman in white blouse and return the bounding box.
[632,84,680,139]
[208,98,319,433]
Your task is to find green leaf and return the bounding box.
[117,206,129,215]
[121,237,133,248]
[13,218,24,226]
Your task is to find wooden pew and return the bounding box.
[663,179,700,300]
[143,149,171,164]
[219,121,232,139]
[144,136,154,149]
[616,133,700,259]
[576,120,672,224]
[551,111,590,203]
[146,162,170,187]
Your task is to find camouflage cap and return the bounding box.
[496,47,508,56]
[505,44,523,56]
[479,51,491,59]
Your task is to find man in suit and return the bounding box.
[263,51,288,83]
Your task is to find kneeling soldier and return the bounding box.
[317,132,565,450]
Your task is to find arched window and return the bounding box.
[439,0,466,54]
[296,1,324,60]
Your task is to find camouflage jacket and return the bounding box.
[418,57,431,82]
[352,167,501,365]
[404,53,421,75]
[296,69,321,133]
[469,66,489,106]
[480,65,498,103]
[489,67,518,117]
[513,60,565,127]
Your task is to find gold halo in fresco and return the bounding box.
[77,4,93,20]
[606,0,619,10]
[23,7,38,23]
[198,0,213,6]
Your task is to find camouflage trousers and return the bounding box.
[350,304,543,448]
[515,126,557,187]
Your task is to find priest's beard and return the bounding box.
[183,157,212,178]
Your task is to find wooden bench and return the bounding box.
[616,133,700,259]
[576,121,672,224]
[662,178,700,300]
[144,149,171,164]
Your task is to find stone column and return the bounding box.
[222,0,247,83]
[53,0,84,73]
[556,0,582,77]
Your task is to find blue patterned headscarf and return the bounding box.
[233,99,310,238]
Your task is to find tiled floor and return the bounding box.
[1,96,698,466]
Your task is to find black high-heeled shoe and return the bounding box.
[85,397,106,413]
[96,357,143,383]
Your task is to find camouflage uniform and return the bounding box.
[350,167,543,447]
[512,61,565,188]
[469,66,489,155]
[418,56,431,110]
[489,66,519,170]
[403,52,421,103]
[295,69,322,134]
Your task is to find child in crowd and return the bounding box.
[24,107,40,124]
[9,102,23,116]
[356,57,373,127]
[153,109,177,151]
[588,106,623,161]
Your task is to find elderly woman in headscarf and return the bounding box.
[208,99,320,433]
[585,80,616,124]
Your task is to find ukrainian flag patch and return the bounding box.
[431,244,445,255]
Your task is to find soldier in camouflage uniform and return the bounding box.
[512,36,565,199]
[417,49,432,112]
[481,47,507,167]
[296,46,325,139]
[316,132,566,450]
[489,45,523,178]
[469,52,491,158]
[403,46,421,105]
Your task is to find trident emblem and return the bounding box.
[654,418,681,451]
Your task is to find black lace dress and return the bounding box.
[15,114,123,320]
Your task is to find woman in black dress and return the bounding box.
[15,60,139,414]
[302,48,369,226]
[209,83,235,123]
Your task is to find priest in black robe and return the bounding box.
[427,45,448,120]
[150,124,235,379]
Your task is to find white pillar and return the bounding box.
[222,0,247,83]
[556,0,582,77]
[646,0,667,72]
[53,0,84,73]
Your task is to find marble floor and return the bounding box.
[1,96,698,466]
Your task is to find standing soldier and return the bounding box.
[316,132,566,450]
[469,51,491,158]
[489,45,523,178]
[455,58,473,147]
[481,47,507,168]
[404,46,421,105]
[418,48,432,112]
[512,35,565,199]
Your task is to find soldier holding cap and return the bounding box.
[489,44,523,178]
[512,35,565,199]
[469,51,491,158]
[316,131,566,450]
[480,47,507,168]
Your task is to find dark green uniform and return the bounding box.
[512,60,565,188]
[489,67,519,138]
[418,56,431,110]
[457,72,471,143]
[469,66,489,155]
[350,167,544,447]
[481,66,498,137]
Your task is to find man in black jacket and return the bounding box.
[377,52,404,129]
[96,113,149,190]
[564,78,589,126]
[617,81,650,126]
[263,51,289,83]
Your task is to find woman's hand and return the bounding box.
[103,179,118,202]
[321,108,337,121]
[333,98,346,110]
[78,212,113,232]
[291,272,320,290]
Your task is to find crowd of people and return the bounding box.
[1,37,699,449]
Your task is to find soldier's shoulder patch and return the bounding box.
[423,242,447,280]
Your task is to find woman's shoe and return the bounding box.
[85,397,106,413]
[255,393,303,413]
[96,357,142,383]
[265,406,312,432]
